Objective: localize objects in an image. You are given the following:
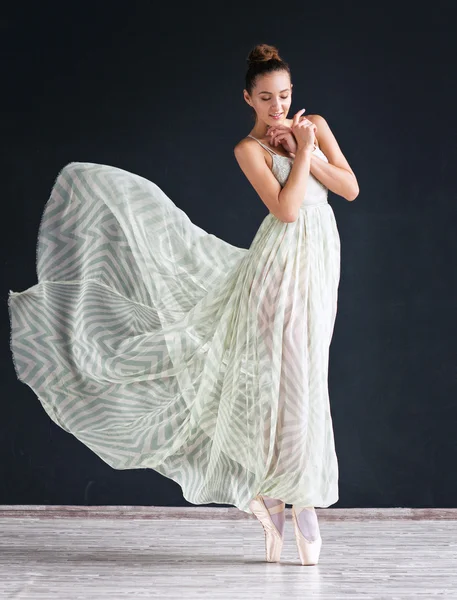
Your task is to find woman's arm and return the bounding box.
[309,115,359,201]
[289,115,359,201]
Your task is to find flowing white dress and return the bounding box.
[8,136,341,514]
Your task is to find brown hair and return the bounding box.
[245,43,291,96]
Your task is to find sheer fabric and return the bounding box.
[8,144,340,514]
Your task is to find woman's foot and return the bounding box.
[295,506,320,541]
[249,495,285,562]
[291,505,322,565]
[262,496,285,538]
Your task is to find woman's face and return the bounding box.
[244,71,293,127]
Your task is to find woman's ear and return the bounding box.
[243,90,252,107]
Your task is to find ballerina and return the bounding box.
[236,42,358,565]
[8,42,358,567]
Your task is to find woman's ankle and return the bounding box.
[262,496,285,537]
[294,506,320,542]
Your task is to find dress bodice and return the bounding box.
[247,135,329,208]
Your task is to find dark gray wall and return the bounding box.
[2,2,456,507]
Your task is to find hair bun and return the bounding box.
[247,43,281,65]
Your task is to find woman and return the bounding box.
[233,44,358,565]
[8,43,358,567]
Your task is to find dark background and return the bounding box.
[2,2,456,508]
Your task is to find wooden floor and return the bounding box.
[1,507,456,599]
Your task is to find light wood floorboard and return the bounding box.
[1,508,456,599]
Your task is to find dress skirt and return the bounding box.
[8,161,341,514]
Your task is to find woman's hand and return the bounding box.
[267,111,317,156]
[291,109,317,150]
[267,124,298,156]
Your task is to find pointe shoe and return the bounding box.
[291,505,322,566]
[249,495,285,562]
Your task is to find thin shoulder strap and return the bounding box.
[247,134,277,156]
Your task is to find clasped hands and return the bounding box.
[266,118,317,158]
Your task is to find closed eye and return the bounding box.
[261,98,289,101]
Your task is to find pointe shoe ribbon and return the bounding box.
[249,495,285,563]
[291,506,323,566]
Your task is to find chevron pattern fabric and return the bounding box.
[8,157,340,514]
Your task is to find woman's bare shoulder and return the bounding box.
[234,136,257,151]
